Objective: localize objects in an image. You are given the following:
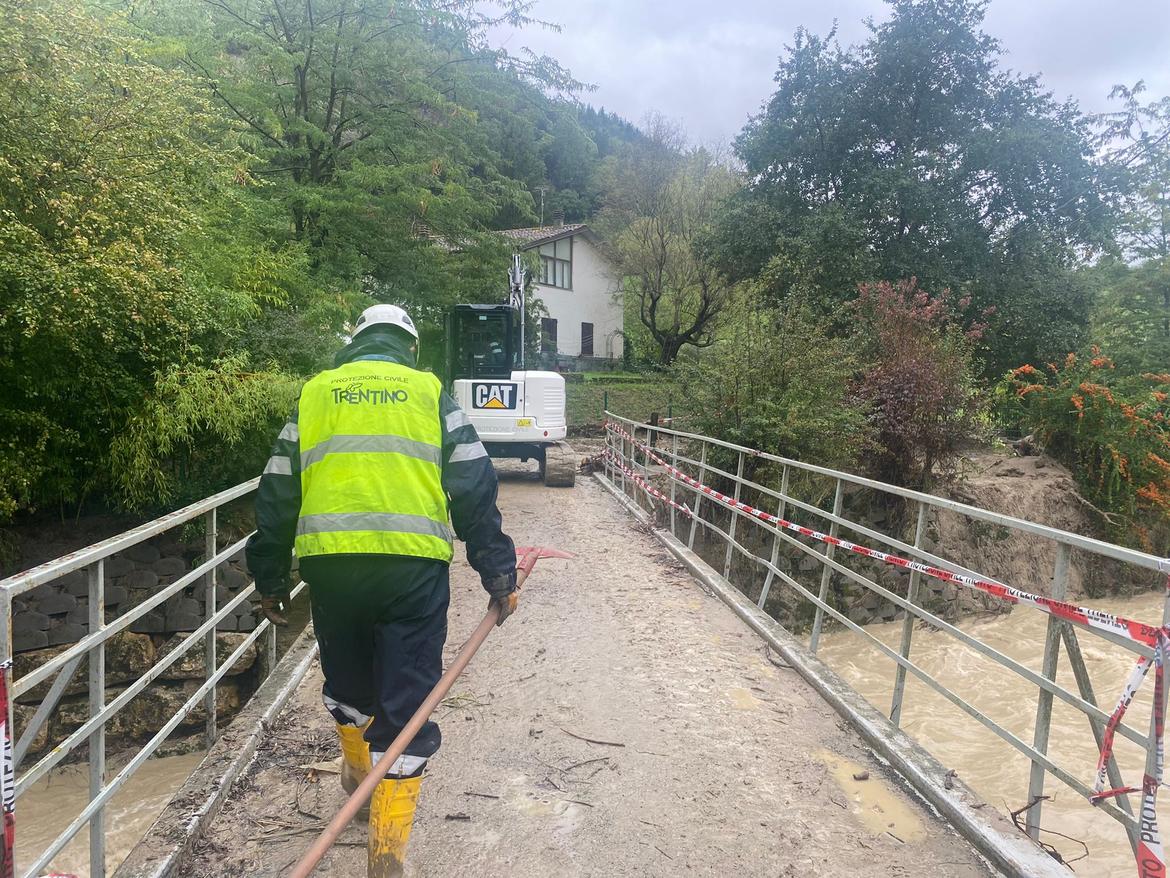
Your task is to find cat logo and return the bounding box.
[472,382,518,410]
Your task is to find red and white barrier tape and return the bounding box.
[605,421,1170,878]
[604,450,696,519]
[1092,633,1168,877]
[608,422,1162,646]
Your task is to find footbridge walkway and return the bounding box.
[3,416,1168,877]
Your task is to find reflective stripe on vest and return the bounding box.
[294,360,453,563]
[301,434,442,469]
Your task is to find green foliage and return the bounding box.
[566,377,679,429]
[1089,84,1170,378]
[1089,258,1170,375]
[673,295,868,469]
[1098,83,1170,264]
[1008,354,1170,551]
[0,0,248,517]
[714,0,1112,376]
[138,0,601,306]
[110,355,302,509]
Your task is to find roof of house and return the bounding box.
[498,223,594,248]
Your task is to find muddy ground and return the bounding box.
[186,464,994,877]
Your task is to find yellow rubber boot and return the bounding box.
[336,722,373,818]
[367,775,423,878]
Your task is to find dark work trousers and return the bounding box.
[301,554,450,758]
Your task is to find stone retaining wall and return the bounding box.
[13,536,259,654]
[13,631,262,760]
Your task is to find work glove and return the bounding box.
[483,572,518,627]
[488,590,519,626]
[256,584,292,627]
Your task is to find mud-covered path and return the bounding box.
[187,468,993,877]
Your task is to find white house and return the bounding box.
[499,224,623,366]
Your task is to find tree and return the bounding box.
[1099,83,1170,264]
[1091,83,1170,372]
[675,295,869,468]
[1090,258,1170,375]
[600,119,739,365]
[140,0,581,311]
[712,0,1113,375]
[851,279,987,489]
[0,0,294,518]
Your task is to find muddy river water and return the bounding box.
[19,751,203,877]
[818,589,1167,878]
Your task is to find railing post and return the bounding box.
[0,585,11,869]
[88,559,106,877]
[808,479,844,654]
[204,508,218,746]
[0,587,11,757]
[723,452,745,580]
[266,619,278,679]
[757,466,790,612]
[687,442,708,550]
[644,425,655,516]
[890,502,928,726]
[619,423,628,497]
[634,426,646,513]
[603,417,613,485]
[1026,543,1070,841]
[669,431,679,537]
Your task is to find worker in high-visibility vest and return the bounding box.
[245,304,517,876]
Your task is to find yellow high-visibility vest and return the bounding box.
[294,359,453,563]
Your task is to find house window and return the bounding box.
[538,237,572,289]
[581,322,594,357]
[541,317,558,353]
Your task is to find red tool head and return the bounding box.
[515,545,573,577]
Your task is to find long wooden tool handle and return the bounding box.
[288,551,539,878]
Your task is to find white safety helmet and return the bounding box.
[352,303,419,340]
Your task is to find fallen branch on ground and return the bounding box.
[558,726,626,747]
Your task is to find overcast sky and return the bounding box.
[490,0,1170,145]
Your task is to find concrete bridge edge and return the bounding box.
[595,473,1069,878]
[114,627,321,878]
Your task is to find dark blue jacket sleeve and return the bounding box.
[439,392,516,593]
[245,404,301,596]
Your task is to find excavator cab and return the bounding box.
[444,304,575,487]
[446,305,517,381]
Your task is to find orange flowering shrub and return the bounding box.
[1009,348,1170,551]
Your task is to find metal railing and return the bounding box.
[0,479,305,878]
[601,412,1170,858]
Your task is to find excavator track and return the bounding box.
[542,441,577,487]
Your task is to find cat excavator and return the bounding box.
[443,257,576,487]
